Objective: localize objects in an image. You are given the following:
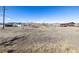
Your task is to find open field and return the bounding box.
[0,25,79,53]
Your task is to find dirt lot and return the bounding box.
[0,25,79,53]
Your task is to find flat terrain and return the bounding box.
[0,25,79,53]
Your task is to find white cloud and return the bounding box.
[7,17,11,20]
[0,16,14,23]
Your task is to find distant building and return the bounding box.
[5,23,22,27]
[5,23,13,27]
[13,23,22,27]
[75,23,79,27]
[60,22,75,27]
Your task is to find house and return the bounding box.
[5,23,22,27]
[13,23,22,27]
[5,23,13,27]
[60,22,75,27]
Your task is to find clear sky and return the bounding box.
[0,6,79,23]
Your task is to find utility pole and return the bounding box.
[2,6,5,29]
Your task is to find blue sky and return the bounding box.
[0,6,79,23]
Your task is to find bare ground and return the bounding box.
[0,26,79,53]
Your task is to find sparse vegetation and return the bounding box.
[0,23,79,53]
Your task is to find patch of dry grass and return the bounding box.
[0,26,79,53]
